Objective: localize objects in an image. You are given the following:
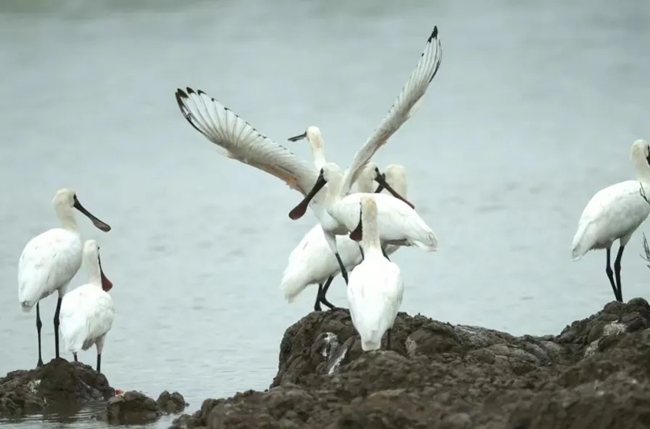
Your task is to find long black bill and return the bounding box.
[374,173,386,193]
[287,131,307,142]
[374,174,414,209]
[349,203,363,241]
[98,253,113,292]
[73,196,111,232]
[289,170,327,220]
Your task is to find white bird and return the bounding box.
[60,239,115,373]
[281,163,407,311]
[175,25,441,284]
[347,195,404,351]
[572,138,650,303]
[285,125,396,310]
[288,27,442,282]
[287,125,399,196]
[18,188,111,368]
[288,126,328,170]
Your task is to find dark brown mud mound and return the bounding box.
[105,390,161,424]
[97,390,188,425]
[0,358,114,417]
[171,298,650,429]
[157,390,189,414]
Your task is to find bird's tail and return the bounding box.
[279,267,313,303]
[60,315,88,353]
[407,214,439,251]
[19,300,34,313]
[571,225,590,261]
[409,229,438,252]
[361,334,382,352]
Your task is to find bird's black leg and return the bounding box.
[605,248,620,302]
[73,353,78,362]
[381,246,391,261]
[335,253,349,284]
[386,329,392,350]
[36,303,44,368]
[96,354,101,373]
[614,245,625,303]
[318,276,338,310]
[314,283,324,311]
[53,297,63,359]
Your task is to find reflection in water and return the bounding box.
[1,0,649,428]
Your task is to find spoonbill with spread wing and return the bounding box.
[18,188,111,367]
[281,162,407,311]
[174,25,440,282]
[288,27,442,283]
[572,139,650,302]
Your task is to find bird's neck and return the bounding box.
[637,168,650,185]
[360,207,382,252]
[85,259,102,286]
[325,176,343,207]
[311,145,327,170]
[55,206,78,231]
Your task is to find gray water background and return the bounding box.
[1,0,649,427]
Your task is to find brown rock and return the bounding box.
[105,390,161,424]
[157,390,188,414]
[0,358,113,417]
[171,298,650,429]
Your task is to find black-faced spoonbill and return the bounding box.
[288,26,442,283]
[18,188,111,367]
[347,196,404,351]
[280,163,407,311]
[60,240,115,373]
[572,139,650,302]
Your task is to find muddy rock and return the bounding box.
[0,358,114,417]
[104,390,161,424]
[171,298,650,429]
[157,390,188,414]
[97,390,188,425]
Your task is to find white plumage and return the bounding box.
[332,185,437,251]
[17,188,111,367]
[18,229,84,311]
[347,196,404,351]
[571,138,650,302]
[174,88,328,218]
[287,26,442,281]
[280,163,406,310]
[60,239,115,373]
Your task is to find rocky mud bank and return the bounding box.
[0,358,187,424]
[171,298,650,429]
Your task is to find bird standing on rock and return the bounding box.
[347,196,404,351]
[279,162,408,312]
[60,240,115,374]
[572,139,650,303]
[18,188,111,368]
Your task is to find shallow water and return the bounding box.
[1,0,649,427]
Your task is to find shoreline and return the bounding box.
[2,298,650,428]
[171,298,650,429]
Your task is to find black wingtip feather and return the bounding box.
[174,87,206,136]
[429,26,438,42]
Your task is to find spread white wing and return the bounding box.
[341,26,443,194]
[175,88,319,196]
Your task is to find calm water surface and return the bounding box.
[1,0,649,427]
